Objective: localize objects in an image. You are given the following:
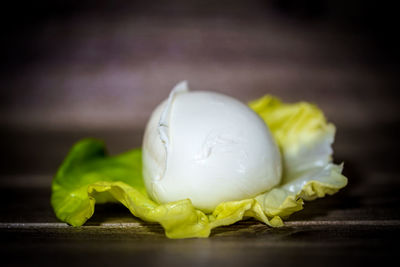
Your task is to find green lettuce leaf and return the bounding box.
[51,139,145,227]
[51,95,347,238]
[249,96,348,218]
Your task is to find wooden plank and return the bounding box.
[2,220,399,267]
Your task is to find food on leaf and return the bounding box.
[51,81,347,238]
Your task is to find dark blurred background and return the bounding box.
[1,0,398,129]
[1,1,400,266]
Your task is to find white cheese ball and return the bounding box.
[142,81,282,212]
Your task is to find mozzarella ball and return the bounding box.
[142,81,282,212]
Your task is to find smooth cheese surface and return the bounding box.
[142,82,282,212]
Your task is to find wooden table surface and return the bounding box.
[1,2,399,266]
